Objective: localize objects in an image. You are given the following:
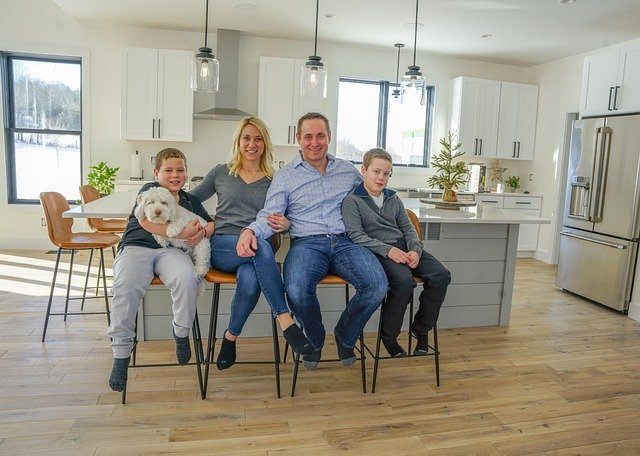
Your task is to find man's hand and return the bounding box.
[266,212,290,233]
[387,247,411,264]
[407,251,420,269]
[237,229,257,257]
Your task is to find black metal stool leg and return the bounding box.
[271,317,281,398]
[203,283,220,395]
[359,332,366,393]
[99,249,111,326]
[63,250,76,321]
[433,324,440,387]
[80,248,95,310]
[42,248,62,342]
[371,311,384,393]
[192,312,205,399]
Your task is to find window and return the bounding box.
[2,54,82,204]
[336,78,434,166]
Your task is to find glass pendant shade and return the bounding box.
[191,46,219,92]
[300,0,327,98]
[300,56,327,98]
[191,0,219,92]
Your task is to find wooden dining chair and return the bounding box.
[367,208,441,393]
[39,192,121,342]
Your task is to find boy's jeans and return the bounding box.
[283,235,387,349]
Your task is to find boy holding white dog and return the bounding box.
[107,148,214,392]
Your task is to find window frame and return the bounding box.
[336,77,435,167]
[1,50,88,205]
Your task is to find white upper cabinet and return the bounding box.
[580,40,640,117]
[121,48,194,142]
[497,82,539,161]
[450,77,501,158]
[258,56,324,146]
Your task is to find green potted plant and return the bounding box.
[428,131,468,202]
[505,175,521,193]
[87,161,119,196]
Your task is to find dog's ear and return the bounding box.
[134,193,146,221]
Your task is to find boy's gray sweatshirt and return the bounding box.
[341,183,423,257]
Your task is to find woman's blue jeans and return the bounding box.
[210,234,288,337]
[283,235,388,350]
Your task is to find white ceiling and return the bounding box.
[51,0,640,67]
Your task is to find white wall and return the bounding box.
[0,0,559,250]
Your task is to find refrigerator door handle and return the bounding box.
[561,231,626,250]
[593,127,612,222]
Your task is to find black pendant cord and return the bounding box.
[412,0,419,66]
[204,0,210,48]
[313,0,319,56]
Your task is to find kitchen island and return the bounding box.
[140,198,549,340]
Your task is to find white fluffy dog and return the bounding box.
[134,186,211,278]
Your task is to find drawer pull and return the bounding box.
[515,201,532,205]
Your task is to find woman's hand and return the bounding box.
[266,212,290,233]
[237,229,257,257]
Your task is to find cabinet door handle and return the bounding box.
[608,86,614,111]
[287,126,291,144]
[158,119,161,138]
[293,125,296,143]
[613,85,620,110]
[479,138,482,155]
[517,141,521,158]
[512,141,516,157]
[152,119,155,138]
[483,200,499,203]
[474,138,478,155]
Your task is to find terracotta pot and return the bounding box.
[442,188,458,202]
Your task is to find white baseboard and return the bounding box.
[533,248,553,264]
[0,236,54,250]
[628,301,640,323]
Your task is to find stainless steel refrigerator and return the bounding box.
[556,115,640,311]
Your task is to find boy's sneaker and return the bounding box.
[334,335,356,367]
[174,331,191,365]
[383,340,407,358]
[302,349,322,370]
[411,327,429,356]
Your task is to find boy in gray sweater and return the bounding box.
[341,148,451,357]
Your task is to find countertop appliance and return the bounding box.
[556,114,640,311]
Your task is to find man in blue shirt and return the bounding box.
[238,112,388,370]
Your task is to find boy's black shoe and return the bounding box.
[383,340,408,358]
[174,331,191,365]
[334,335,356,367]
[411,327,429,356]
[109,357,130,392]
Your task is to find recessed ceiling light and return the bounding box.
[233,3,258,11]
[559,0,576,4]
[481,34,493,38]
[324,13,336,19]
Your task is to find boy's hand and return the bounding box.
[387,247,411,264]
[266,212,290,233]
[407,251,420,269]
[185,226,206,247]
[177,219,201,239]
[237,229,257,257]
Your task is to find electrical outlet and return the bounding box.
[41,217,47,227]
[529,173,533,182]
[150,155,155,165]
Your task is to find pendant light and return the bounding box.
[402,0,426,105]
[392,43,404,99]
[191,0,219,92]
[300,0,327,98]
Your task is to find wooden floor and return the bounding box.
[1,251,640,455]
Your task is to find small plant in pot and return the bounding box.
[428,131,468,202]
[87,161,119,196]
[505,175,521,193]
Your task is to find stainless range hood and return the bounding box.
[193,29,252,121]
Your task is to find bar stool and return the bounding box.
[39,192,121,342]
[367,209,441,393]
[202,236,284,398]
[79,185,128,300]
[121,276,205,404]
[289,275,368,397]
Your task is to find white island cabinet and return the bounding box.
[121,48,193,142]
[135,200,548,340]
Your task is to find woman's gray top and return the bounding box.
[190,163,271,235]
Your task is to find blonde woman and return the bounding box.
[191,117,313,370]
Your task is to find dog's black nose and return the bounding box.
[155,209,161,216]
